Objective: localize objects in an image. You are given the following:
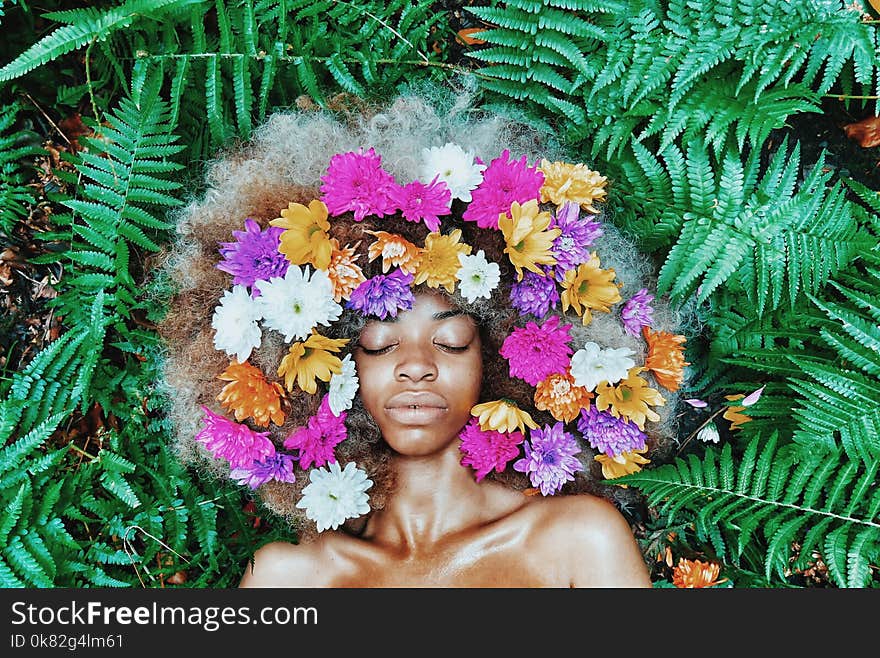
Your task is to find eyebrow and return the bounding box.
[374,309,465,324]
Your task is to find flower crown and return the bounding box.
[198,142,689,533]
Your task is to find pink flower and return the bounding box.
[283,395,348,468]
[458,418,524,481]
[195,406,275,469]
[462,149,544,229]
[388,176,451,232]
[499,314,573,386]
[320,147,398,221]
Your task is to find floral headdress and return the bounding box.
[198,141,688,532]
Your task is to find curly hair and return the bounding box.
[154,82,691,544]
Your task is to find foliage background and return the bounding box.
[1,0,879,588]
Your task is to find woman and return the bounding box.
[156,86,688,587]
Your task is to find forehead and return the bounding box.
[361,293,471,330]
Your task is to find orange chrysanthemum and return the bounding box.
[538,159,608,213]
[534,370,593,423]
[471,399,538,435]
[560,252,622,324]
[216,360,286,427]
[672,558,726,588]
[723,394,751,430]
[413,229,472,293]
[594,447,650,486]
[643,326,689,392]
[498,199,560,281]
[595,367,665,430]
[365,230,422,274]
[326,238,366,302]
[277,332,349,394]
[270,199,333,270]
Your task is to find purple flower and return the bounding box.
[461,149,544,229]
[229,452,296,489]
[217,219,288,294]
[283,395,349,469]
[346,268,415,320]
[458,418,524,481]
[620,288,655,337]
[320,147,398,221]
[513,422,583,495]
[388,176,451,232]
[549,202,603,281]
[195,406,275,470]
[509,269,559,318]
[577,406,647,457]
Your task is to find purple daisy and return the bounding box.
[549,202,603,281]
[509,269,560,318]
[346,268,415,320]
[513,422,583,495]
[320,147,398,221]
[499,314,572,386]
[283,395,348,469]
[577,406,647,457]
[458,418,524,481]
[195,406,275,470]
[229,452,296,490]
[388,175,452,232]
[461,149,544,229]
[620,288,655,337]
[216,219,288,294]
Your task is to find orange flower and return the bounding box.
[365,230,422,274]
[534,370,593,423]
[277,332,349,394]
[642,326,689,392]
[326,238,365,302]
[413,229,472,293]
[672,558,726,588]
[270,200,333,270]
[723,394,751,430]
[216,360,286,427]
[538,159,608,213]
[560,252,622,324]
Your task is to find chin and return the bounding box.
[382,425,464,457]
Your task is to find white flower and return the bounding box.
[328,354,359,416]
[211,285,263,362]
[420,142,486,202]
[696,422,721,443]
[569,342,636,391]
[254,266,341,342]
[296,461,373,532]
[456,250,500,303]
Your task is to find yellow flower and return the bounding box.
[471,399,538,435]
[498,200,560,281]
[216,360,286,427]
[277,332,349,394]
[560,252,622,324]
[643,326,689,392]
[533,370,593,423]
[326,238,365,302]
[413,229,471,293]
[270,200,333,270]
[365,230,422,274]
[595,367,665,430]
[723,394,751,430]
[672,558,726,588]
[594,447,650,485]
[539,159,608,213]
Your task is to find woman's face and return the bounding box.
[353,293,483,457]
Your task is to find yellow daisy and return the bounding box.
[270,199,333,270]
[216,360,286,427]
[326,238,366,302]
[471,399,538,435]
[277,332,349,394]
[413,229,471,293]
[498,199,560,281]
[594,367,665,430]
[560,252,622,324]
[539,159,608,213]
[365,229,423,274]
[594,447,651,485]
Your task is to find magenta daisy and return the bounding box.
[549,202,603,281]
[195,406,275,470]
[620,288,655,337]
[458,418,525,481]
[387,175,452,232]
[229,452,296,489]
[509,269,559,318]
[320,147,398,221]
[346,268,415,320]
[216,219,288,294]
[499,314,573,386]
[283,395,348,469]
[461,149,544,229]
[513,422,583,495]
[577,406,647,457]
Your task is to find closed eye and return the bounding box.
[357,344,395,355]
[435,343,469,353]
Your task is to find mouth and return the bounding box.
[385,402,448,425]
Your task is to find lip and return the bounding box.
[386,391,448,409]
[385,391,448,426]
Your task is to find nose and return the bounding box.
[393,343,438,382]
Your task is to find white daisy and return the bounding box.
[420,142,486,202]
[456,250,500,303]
[696,422,721,443]
[254,266,342,342]
[296,461,373,532]
[328,354,359,416]
[211,285,263,362]
[569,342,636,391]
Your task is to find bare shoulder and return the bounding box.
[238,537,337,588]
[528,493,652,588]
